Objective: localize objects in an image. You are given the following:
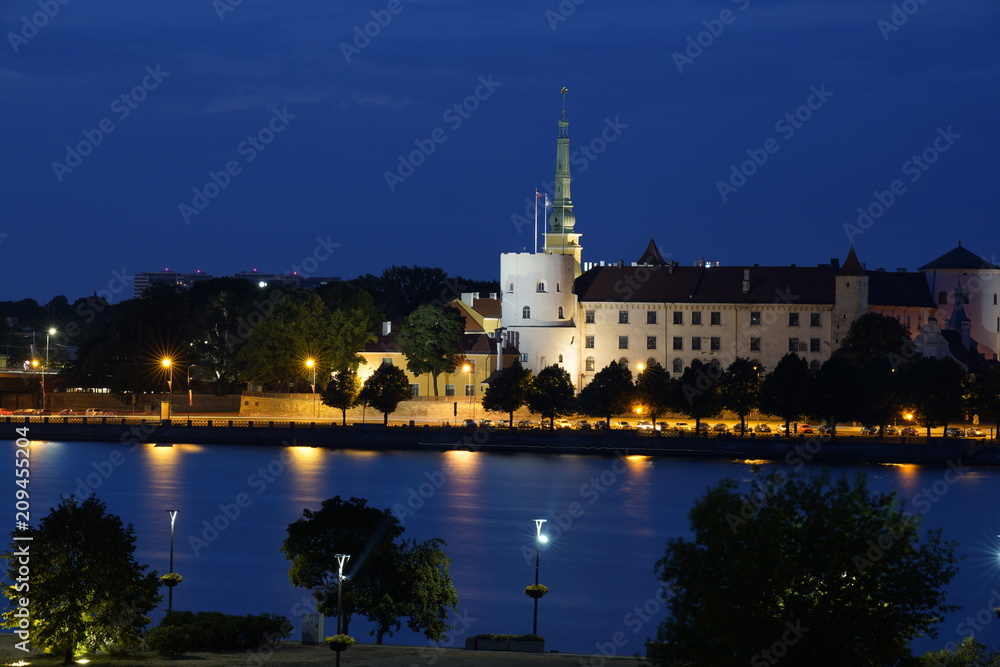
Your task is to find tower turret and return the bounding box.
[543,87,583,275]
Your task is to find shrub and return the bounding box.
[150,610,292,652]
[146,625,190,658]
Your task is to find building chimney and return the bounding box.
[489,292,497,300]
[461,292,478,307]
[830,258,840,271]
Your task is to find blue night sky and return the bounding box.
[3,0,998,304]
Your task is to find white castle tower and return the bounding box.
[500,88,582,383]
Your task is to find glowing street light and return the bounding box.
[305,358,316,393]
[161,358,173,394]
[45,327,57,367]
[167,510,178,612]
[462,363,474,418]
[532,518,548,635]
[335,554,351,636]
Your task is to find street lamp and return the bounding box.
[462,363,473,419]
[187,364,196,415]
[305,358,317,418]
[45,327,56,367]
[335,554,350,635]
[167,510,178,612]
[162,358,173,394]
[532,519,548,635]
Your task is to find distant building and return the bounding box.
[500,94,998,388]
[134,269,339,297]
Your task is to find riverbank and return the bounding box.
[7,416,999,465]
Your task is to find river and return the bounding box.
[6,438,1000,658]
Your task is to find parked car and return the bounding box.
[462,419,478,428]
[733,423,751,433]
[944,427,965,438]
[498,420,510,428]
[576,420,592,430]
[479,419,495,428]
[754,423,772,433]
[817,424,834,435]
[901,426,919,436]
[516,419,535,428]
[776,423,788,434]
[656,421,671,431]
[555,419,573,429]
[0,408,12,415]
[966,427,985,437]
[636,421,655,431]
[593,420,609,430]
[712,423,729,432]
[884,426,899,436]
[697,422,711,432]
[860,425,879,435]
[796,424,814,434]
[616,421,633,430]
[673,422,691,432]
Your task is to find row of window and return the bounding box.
[521,306,566,319]
[581,355,823,374]
[581,310,824,327]
[582,335,822,353]
[407,385,476,398]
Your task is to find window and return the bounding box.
[522,306,531,319]
[692,311,702,326]
[647,336,657,350]
[750,337,760,352]
[810,338,820,352]
[619,336,629,350]
[750,311,761,326]
[410,384,420,397]
[585,357,595,371]
[619,357,629,368]
[520,353,528,362]
[710,337,720,351]
[381,357,393,366]
[673,336,683,350]
[788,338,799,352]
[810,312,821,327]
[619,310,629,324]
[508,283,514,292]
[445,384,455,397]
[672,358,683,373]
[673,311,683,325]
[558,306,564,319]
[647,357,657,367]
[585,310,595,323]
[691,337,702,351]
[995,294,998,305]
[647,311,657,325]
[585,335,595,349]
[537,282,546,292]
[789,312,800,327]
[558,354,564,363]
[556,282,561,292]
[465,384,475,396]
[938,291,947,305]
[710,311,721,326]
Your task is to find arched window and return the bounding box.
[619,357,629,368]
[558,354,564,363]
[508,283,514,292]
[556,282,561,292]
[647,357,657,368]
[537,282,546,292]
[672,358,683,374]
[938,291,948,305]
[585,357,595,371]
[558,306,565,319]
[522,306,531,319]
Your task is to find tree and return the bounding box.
[718,357,761,435]
[322,369,362,425]
[815,354,861,434]
[967,366,1000,435]
[576,361,634,428]
[673,359,723,432]
[281,496,458,644]
[2,496,162,664]
[759,353,816,434]
[526,365,576,429]
[856,355,905,434]
[396,303,465,397]
[836,312,914,367]
[652,468,959,667]
[358,363,412,425]
[918,637,1000,666]
[901,357,967,437]
[481,360,533,427]
[634,361,673,424]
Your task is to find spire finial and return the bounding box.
[560,86,568,111]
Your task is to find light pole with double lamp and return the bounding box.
[167,510,178,612]
[532,518,548,635]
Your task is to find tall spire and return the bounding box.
[548,86,575,234]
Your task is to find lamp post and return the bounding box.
[45,327,56,367]
[462,363,473,419]
[162,358,173,394]
[532,518,548,635]
[167,510,178,612]
[187,364,196,416]
[305,358,317,418]
[335,553,350,635]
